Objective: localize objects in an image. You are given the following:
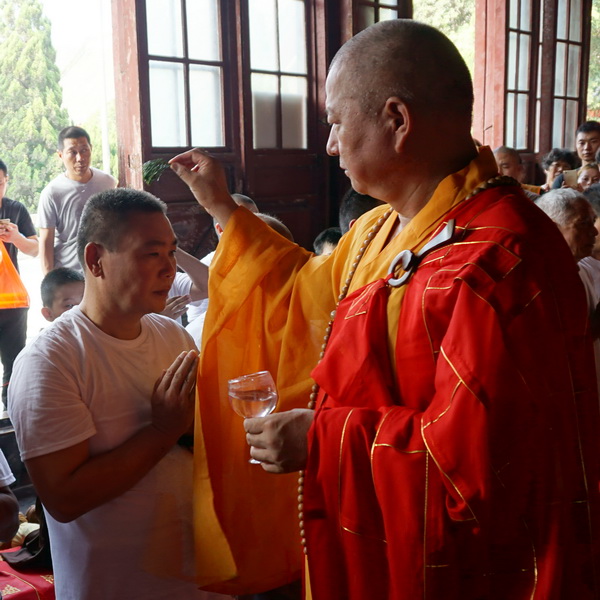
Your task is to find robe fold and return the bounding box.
[194,147,600,598]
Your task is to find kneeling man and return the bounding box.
[9,188,204,599]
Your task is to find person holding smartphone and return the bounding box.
[0,159,38,408]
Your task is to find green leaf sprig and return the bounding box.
[142,159,171,185]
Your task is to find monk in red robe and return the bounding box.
[172,20,600,599]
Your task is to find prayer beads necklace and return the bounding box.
[297,174,519,554]
[297,206,393,554]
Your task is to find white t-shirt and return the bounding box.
[0,450,15,488]
[169,272,207,324]
[184,251,214,344]
[38,168,117,271]
[8,308,205,600]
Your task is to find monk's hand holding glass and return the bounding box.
[228,370,278,464]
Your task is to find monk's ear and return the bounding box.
[84,242,105,278]
[383,97,411,153]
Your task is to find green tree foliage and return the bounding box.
[0,0,70,211]
[412,0,475,77]
[82,102,119,180]
[587,0,600,115]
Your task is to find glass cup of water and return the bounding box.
[228,370,278,464]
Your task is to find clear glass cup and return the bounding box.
[228,370,278,464]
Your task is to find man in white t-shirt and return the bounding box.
[9,188,209,599]
[38,126,117,275]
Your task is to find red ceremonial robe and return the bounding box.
[304,186,600,599]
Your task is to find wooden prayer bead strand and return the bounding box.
[299,208,393,554]
[297,175,519,554]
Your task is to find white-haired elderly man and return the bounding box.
[537,188,600,397]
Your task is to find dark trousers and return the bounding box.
[0,308,28,407]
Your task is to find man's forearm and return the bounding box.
[26,424,181,523]
[11,235,38,257]
[39,230,54,274]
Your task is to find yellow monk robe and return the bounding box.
[193,147,502,594]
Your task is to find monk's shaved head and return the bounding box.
[331,19,473,122]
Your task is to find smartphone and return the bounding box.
[563,169,579,188]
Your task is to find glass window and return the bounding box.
[515,93,528,148]
[190,65,224,146]
[249,0,279,71]
[518,34,530,90]
[146,0,184,57]
[379,7,398,21]
[520,0,532,31]
[569,0,582,42]
[248,0,309,149]
[554,42,566,95]
[149,61,186,146]
[187,0,222,61]
[509,0,519,28]
[552,99,565,147]
[556,0,568,39]
[252,73,279,148]
[567,44,581,96]
[279,0,307,74]
[281,76,307,148]
[508,31,518,89]
[506,93,515,147]
[565,100,579,147]
[145,0,226,149]
[357,6,376,31]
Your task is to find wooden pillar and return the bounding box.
[111,0,144,189]
[473,0,507,149]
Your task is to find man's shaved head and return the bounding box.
[232,193,259,214]
[331,19,473,123]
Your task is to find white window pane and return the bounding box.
[554,42,566,95]
[249,0,279,71]
[520,0,532,31]
[281,76,307,149]
[518,34,530,90]
[515,94,528,149]
[553,99,565,147]
[278,0,307,74]
[570,0,582,42]
[565,100,579,148]
[508,31,518,89]
[190,65,224,147]
[379,8,398,21]
[146,0,184,57]
[252,73,278,148]
[187,0,221,61]
[358,6,376,31]
[567,45,581,96]
[149,61,186,146]
[509,0,519,29]
[506,93,516,148]
[557,0,568,39]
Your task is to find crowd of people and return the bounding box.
[1,17,600,600]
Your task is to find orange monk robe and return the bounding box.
[192,147,524,593]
